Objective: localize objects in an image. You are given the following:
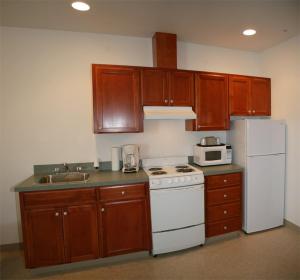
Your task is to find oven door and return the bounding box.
[200,146,226,166]
[150,184,204,233]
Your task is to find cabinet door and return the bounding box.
[169,71,194,106]
[92,65,143,133]
[63,204,99,263]
[195,73,229,130]
[141,69,168,106]
[100,199,150,257]
[229,76,251,115]
[24,208,64,268]
[250,78,271,116]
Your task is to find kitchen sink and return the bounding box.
[38,172,90,184]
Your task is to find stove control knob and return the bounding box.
[166,179,172,184]
[152,179,160,185]
[186,176,191,181]
[173,177,179,183]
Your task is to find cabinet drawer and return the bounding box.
[206,172,242,189]
[206,217,241,237]
[207,202,241,222]
[206,186,241,206]
[99,184,146,201]
[22,188,96,209]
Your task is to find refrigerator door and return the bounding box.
[247,120,286,156]
[244,154,285,233]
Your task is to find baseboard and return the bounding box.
[0,242,23,251]
[284,219,300,231]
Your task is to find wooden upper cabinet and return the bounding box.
[186,73,229,131]
[141,69,168,106]
[250,78,271,116]
[141,68,194,107]
[229,75,271,116]
[169,71,194,106]
[229,76,251,115]
[63,204,99,263]
[92,65,143,133]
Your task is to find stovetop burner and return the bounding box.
[151,171,167,175]
[175,165,189,169]
[176,168,195,173]
[149,167,163,171]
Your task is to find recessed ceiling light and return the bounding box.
[242,29,256,36]
[71,1,90,11]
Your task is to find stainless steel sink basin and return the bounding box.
[38,172,90,184]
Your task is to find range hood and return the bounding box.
[143,106,196,120]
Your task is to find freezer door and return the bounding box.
[244,154,285,233]
[247,120,286,156]
[150,185,204,233]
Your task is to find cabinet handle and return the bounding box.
[252,110,256,114]
[164,99,168,103]
[121,191,125,195]
[224,179,227,183]
[63,211,68,216]
[248,110,251,114]
[224,226,228,230]
[198,125,201,128]
[101,208,105,212]
[55,212,59,216]
[224,210,228,215]
[170,99,174,104]
[223,194,228,198]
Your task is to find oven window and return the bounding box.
[205,151,222,161]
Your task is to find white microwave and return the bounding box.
[193,144,232,166]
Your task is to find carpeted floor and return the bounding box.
[1,225,300,280]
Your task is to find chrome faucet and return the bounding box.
[63,163,70,172]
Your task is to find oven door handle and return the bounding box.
[151,184,204,192]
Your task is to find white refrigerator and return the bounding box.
[229,119,286,233]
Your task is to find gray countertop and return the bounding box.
[13,164,243,192]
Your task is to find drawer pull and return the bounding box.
[55,212,59,217]
[164,99,168,103]
[224,179,227,183]
[101,208,105,212]
[223,194,228,198]
[224,226,228,230]
[223,210,228,214]
[121,191,125,195]
[63,211,68,216]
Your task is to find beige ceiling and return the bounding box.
[1,0,299,51]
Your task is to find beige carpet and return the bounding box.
[1,225,300,280]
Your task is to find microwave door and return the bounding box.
[201,147,226,166]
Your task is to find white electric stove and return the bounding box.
[142,156,205,255]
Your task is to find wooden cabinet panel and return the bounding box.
[100,199,150,257]
[63,204,99,263]
[206,187,241,206]
[229,75,271,116]
[250,78,271,116]
[207,202,241,222]
[206,217,241,237]
[23,188,96,209]
[92,65,143,133]
[229,76,251,115]
[189,73,229,131]
[24,208,64,268]
[206,172,242,189]
[98,184,146,202]
[141,69,168,106]
[169,71,194,106]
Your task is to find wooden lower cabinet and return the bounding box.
[19,184,151,268]
[24,208,65,267]
[205,172,243,237]
[98,184,151,257]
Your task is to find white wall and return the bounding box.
[260,35,300,226]
[0,27,262,245]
